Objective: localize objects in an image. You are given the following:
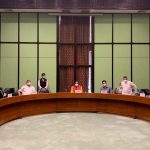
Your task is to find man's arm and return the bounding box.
[109,87,113,93]
[45,80,48,89]
[130,82,137,94]
[70,86,74,93]
[80,86,83,93]
[31,87,37,94]
[18,86,23,96]
[38,80,42,89]
[131,82,137,89]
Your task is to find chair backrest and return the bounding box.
[140,89,150,95]
[0,90,3,99]
[4,88,15,94]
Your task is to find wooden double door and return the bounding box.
[57,16,94,92]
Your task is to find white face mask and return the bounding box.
[75,83,78,87]
[103,83,107,87]
[27,82,31,86]
[124,80,127,83]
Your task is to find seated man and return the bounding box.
[38,73,49,93]
[70,81,83,93]
[100,80,112,94]
[120,76,137,95]
[18,80,36,96]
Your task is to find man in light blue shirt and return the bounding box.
[100,80,112,94]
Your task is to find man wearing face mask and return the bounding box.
[18,80,36,96]
[121,76,137,95]
[100,80,112,94]
[38,73,49,93]
[70,81,83,93]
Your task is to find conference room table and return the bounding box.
[0,93,150,125]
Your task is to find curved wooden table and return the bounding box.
[0,93,150,125]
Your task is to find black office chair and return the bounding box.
[140,89,150,95]
[3,88,15,97]
[0,88,4,99]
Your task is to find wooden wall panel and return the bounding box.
[0,0,149,10]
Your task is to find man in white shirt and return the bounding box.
[18,80,37,96]
[121,76,137,95]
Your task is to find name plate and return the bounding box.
[101,90,108,94]
[75,90,82,93]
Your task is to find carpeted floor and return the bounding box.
[0,113,150,150]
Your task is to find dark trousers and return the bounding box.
[39,88,49,93]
